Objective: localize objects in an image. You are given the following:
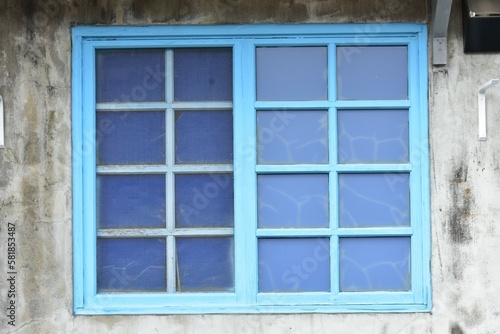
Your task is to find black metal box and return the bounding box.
[463,0,500,53]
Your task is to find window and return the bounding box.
[73,24,430,314]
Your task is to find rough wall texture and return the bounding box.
[0,0,499,333]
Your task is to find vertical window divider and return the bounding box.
[165,49,176,293]
[167,235,176,293]
[328,43,339,299]
[328,108,339,298]
[328,43,337,103]
[234,40,258,304]
[232,41,244,303]
[330,234,340,297]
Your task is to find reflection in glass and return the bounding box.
[257,110,328,164]
[258,174,328,228]
[259,238,330,292]
[339,173,410,227]
[97,238,166,292]
[98,174,166,228]
[256,47,327,101]
[340,237,411,291]
[176,237,234,292]
[337,46,407,100]
[338,109,409,163]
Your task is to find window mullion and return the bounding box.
[329,40,339,298]
[166,235,176,293]
[328,43,337,102]
[330,169,339,297]
[233,40,257,305]
[166,49,176,293]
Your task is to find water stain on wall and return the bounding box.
[448,163,473,244]
[450,323,464,334]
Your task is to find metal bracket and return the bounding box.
[478,79,499,141]
[0,95,4,148]
[432,0,453,65]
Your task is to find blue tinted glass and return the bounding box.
[174,48,232,101]
[258,174,329,228]
[175,174,234,228]
[338,110,409,163]
[176,237,234,292]
[340,237,411,291]
[96,49,165,102]
[175,111,233,164]
[98,175,166,228]
[257,110,328,164]
[337,46,408,100]
[259,238,330,292]
[256,47,327,101]
[97,111,165,165]
[339,173,409,227]
[97,238,166,292]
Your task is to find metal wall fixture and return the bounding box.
[432,0,453,65]
[463,0,500,53]
[478,79,499,141]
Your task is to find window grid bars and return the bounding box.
[252,41,413,297]
[95,48,235,294]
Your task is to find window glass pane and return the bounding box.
[257,110,328,164]
[258,174,328,228]
[339,237,411,291]
[175,174,234,228]
[174,48,232,101]
[97,111,165,165]
[256,47,327,101]
[175,110,233,164]
[97,238,166,292]
[259,238,330,292]
[96,49,165,103]
[339,173,410,228]
[176,237,234,292]
[97,174,166,229]
[338,109,409,163]
[337,46,407,100]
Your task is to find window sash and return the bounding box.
[73,24,430,314]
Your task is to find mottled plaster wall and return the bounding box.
[0,0,500,333]
[428,1,500,333]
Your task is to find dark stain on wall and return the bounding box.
[132,0,192,22]
[450,323,465,334]
[127,0,426,24]
[71,1,118,25]
[448,163,473,244]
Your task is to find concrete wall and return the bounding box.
[0,0,499,333]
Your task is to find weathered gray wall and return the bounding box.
[1,0,500,333]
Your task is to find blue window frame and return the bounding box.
[72,24,430,314]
